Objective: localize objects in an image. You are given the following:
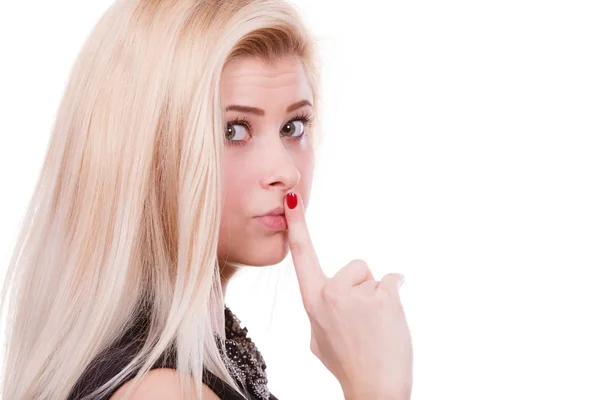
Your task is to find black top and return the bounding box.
[67,306,278,400]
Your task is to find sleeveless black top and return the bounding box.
[67,306,279,400]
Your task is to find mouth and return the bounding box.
[254,213,287,231]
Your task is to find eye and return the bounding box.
[281,120,305,138]
[225,119,250,142]
[224,111,314,148]
[281,112,313,139]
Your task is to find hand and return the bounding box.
[284,192,413,399]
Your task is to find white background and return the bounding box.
[1,1,599,399]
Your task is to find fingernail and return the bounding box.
[286,192,298,209]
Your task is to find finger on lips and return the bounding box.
[284,191,328,302]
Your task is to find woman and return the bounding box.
[0,0,413,399]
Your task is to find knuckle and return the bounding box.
[375,284,395,303]
[349,258,368,268]
[301,293,317,314]
[351,259,374,279]
[374,287,389,304]
[322,282,342,304]
[310,340,319,356]
[376,287,402,312]
[303,291,327,318]
[304,299,318,316]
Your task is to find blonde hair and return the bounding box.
[0,0,323,398]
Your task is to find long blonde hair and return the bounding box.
[0,0,323,398]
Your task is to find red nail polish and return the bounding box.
[286,192,298,209]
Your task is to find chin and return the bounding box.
[240,235,290,267]
[250,248,289,266]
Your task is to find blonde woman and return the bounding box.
[0,0,413,399]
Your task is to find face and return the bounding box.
[217,55,315,269]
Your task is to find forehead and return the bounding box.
[221,55,313,108]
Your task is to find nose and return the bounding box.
[259,136,301,191]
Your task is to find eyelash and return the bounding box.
[225,111,314,148]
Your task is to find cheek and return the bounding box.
[218,160,250,259]
[221,163,247,224]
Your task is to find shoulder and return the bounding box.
[109,368,221,400]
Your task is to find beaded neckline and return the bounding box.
[216,305,271,400]
[130,304,273,399]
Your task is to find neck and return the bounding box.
[218,260,241,297]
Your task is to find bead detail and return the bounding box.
[215,306,272,400]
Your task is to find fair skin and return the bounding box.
[111,54,412,400]
[216,54,315,295]
[110,55,315,399]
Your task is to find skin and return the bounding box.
[216,54,315,295]
[111,56,413,400]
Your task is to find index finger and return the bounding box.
[284,192,328,303]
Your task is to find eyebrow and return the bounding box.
[224,99,312,116]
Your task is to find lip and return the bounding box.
[254,206,287,231]
[257,206,285,217]
[254,214,287,230]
